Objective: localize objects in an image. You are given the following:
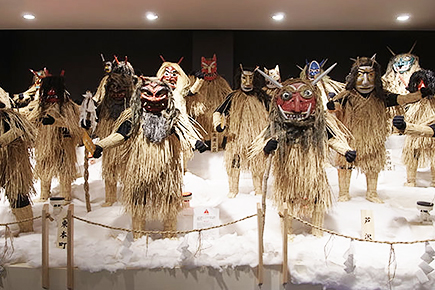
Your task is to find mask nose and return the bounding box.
[361,73,370,87]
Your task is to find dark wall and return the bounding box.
[0,30,434,103]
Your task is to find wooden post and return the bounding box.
[282,203,289,285]
[42,204,49,289]
[83,148,92,212]
[257,203,264,286]
[67,204,74,290]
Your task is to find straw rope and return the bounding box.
[72,214,257,235]
[0,215,42,227]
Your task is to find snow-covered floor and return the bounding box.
[1,135,435,290]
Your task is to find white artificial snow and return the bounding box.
[1,135,435,289]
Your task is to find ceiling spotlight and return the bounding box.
[272,13,285,21]
[146,12,158,21]
[396,14,410,22]
[23,14,35,20]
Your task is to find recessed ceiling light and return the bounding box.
[396,14,410,22]
[272,13,285,21]
[146,12,158,21]
[23,14,35,20]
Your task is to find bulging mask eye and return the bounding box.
[281,92,292,101]
[302,89,313,98]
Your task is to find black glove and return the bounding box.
[216,124,225,132]
[93,145,103,158]
[345,150,357,163]
[326,100,336,111]
[81,119,91,130]
[195,140,208,153]
[392,116,406,131]
[42,115,55,125]
[194,71,205,79]
[263,139,278,154]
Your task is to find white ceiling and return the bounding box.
[2,0,435,30]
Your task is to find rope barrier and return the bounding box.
[288,213,435,245]
[0,215,42,227]
[72,213,257,235]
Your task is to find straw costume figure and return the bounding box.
[213,64,270,198]
[251,64,356,236]
[156,57,207,162]
[299,59,345,110]
[186,54,232,151]
[13,69,49,118]
[0,87,35,233]
[92,56,136,206]
[327,56,427,203]
[392,69,435,186]
[382,45,422,133]
[92,77,206,239]
[28,72,81,202]
[400,66,435,187]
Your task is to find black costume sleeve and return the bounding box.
[429,124,435,137]
[116,120,132,140]
[214,92,234,115]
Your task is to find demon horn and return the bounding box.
[114,55,120,65]
[100,53,105,62]
[386,46,396,56]
[370,53,377,68]
[29,69,41,79]
[254,67,283,88]
[178,57,184,64]
[159,55,166,62]
[408,41,417,54]
[311,63,337,86]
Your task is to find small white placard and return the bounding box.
[194,207,219,239]
[385,149,395,171]
[361,210,375,241]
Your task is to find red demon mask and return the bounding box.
[201,54,218,81]
[276,81,316,122]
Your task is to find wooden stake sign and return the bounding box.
[361,209,375,241]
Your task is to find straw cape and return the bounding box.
[382,47,422,131]
[28,88,81,202]
[401,69,435,186]
[95,77,202,239]
[186,74,232,149]
[94,72,135,206]
[250,78,352,236]
[0,98,36,232]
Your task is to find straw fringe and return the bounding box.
[96,118,128,180]
[0,109,36,204]
[224,91,269,172]
[335,90,389,174]
[186,75,232,139]
[402,97,435,167]
[29,101,81,182]
[120,128,183,220]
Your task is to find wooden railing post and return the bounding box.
[67,204,74,290]
[42,204,49,289]
[257,203,264,286]
[282,203,289,285]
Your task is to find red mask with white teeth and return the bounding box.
[276,81,316,123]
